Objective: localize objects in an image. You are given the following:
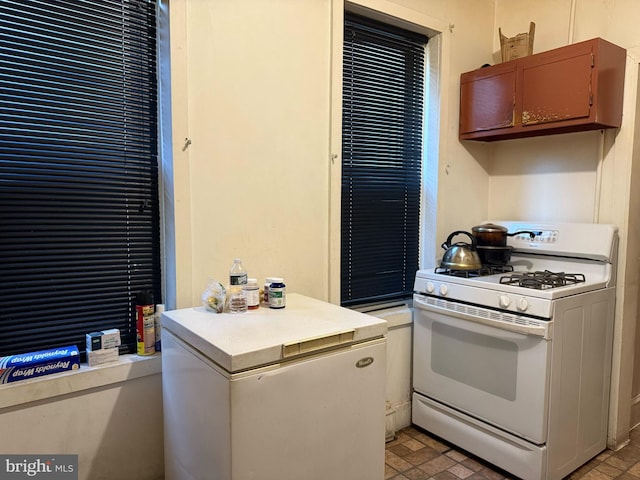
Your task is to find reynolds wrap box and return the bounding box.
[0,346,80,384]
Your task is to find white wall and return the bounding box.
[169,0,333,308]
[488,131,601,222]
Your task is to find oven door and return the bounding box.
[413,294,551,444]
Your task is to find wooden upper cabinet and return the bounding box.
[459,38,626,142]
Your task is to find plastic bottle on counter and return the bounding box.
[154,303,165,352]
[229,258,248,286]
[268,278,286,309]
[244,278,260,310]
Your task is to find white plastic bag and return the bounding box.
[201,279,227,313]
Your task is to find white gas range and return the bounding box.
[412,221,618,480]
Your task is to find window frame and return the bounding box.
[328,1,446,306]
[340,12,427,307]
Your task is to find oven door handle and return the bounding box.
[413,295,551,340]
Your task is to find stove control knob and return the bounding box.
[498,295,511,308]
[439,284,448,296]
[516,298,529,312]
[426,282,435,294]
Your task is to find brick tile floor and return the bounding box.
[385,425,640,480]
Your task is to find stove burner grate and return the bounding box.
[435,264,514,277]
[499,270,586,289]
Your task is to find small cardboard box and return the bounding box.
[499,22,535,62]
[87,348,119,367]
[86,328,121,351]
[0,346,80,384]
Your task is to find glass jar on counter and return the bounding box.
[243,278,260,310]
[228,286,247,314]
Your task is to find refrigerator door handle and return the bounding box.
[282,330,355,357]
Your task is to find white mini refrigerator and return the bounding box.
[161,293,388,480]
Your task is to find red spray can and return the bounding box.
[136,291,155,356]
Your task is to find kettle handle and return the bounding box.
[442,230,477,250]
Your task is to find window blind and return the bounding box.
[0,0,161,357]
[341,13,426,307]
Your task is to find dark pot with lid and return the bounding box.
[472,223,540,247]
[441,231,482,271]
[476,245,513,265]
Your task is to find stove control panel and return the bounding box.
[492,220,618,261]
[512,229,559,243]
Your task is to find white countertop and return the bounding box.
[161,293,388,373]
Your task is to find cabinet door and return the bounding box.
[460,63,516,134]
[521,52,593,126]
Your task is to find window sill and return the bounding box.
[0,353,162,410]
[353,300,413,328]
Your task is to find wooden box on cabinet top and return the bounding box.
[459,37,626,142]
